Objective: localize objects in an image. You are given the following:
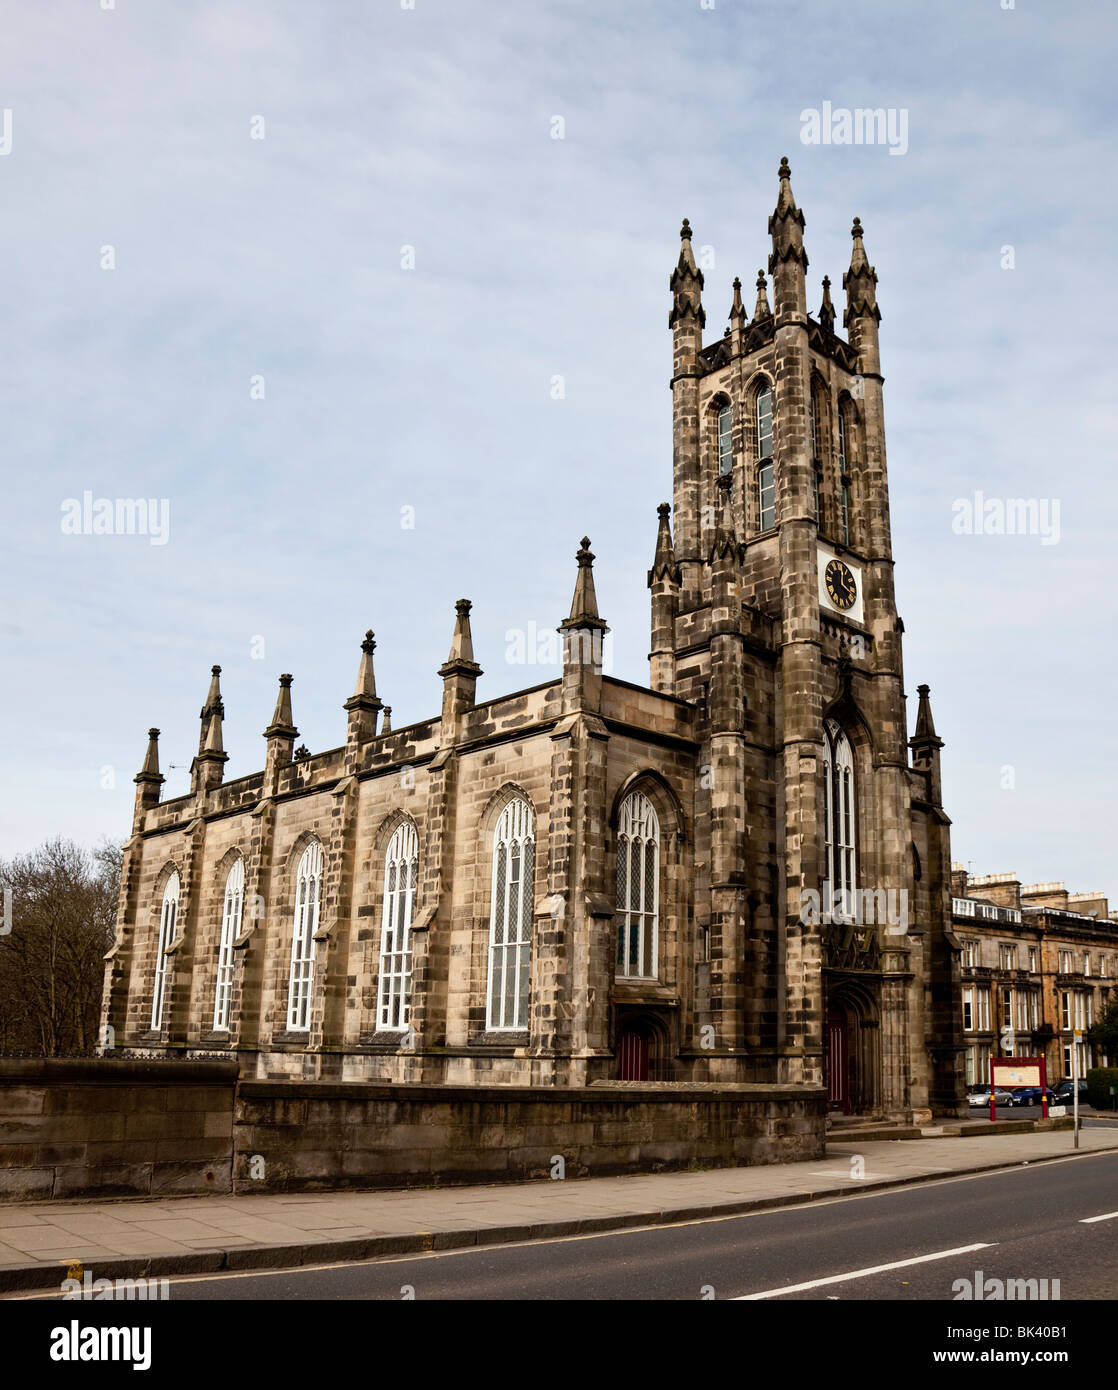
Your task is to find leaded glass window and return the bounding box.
[487,798,534,1030]
[615,792,661,979]
[287,841,322,1031]
[378,822,418,1031]
[213,858,243,1031]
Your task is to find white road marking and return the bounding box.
[734,1242,995,1300]
[1080,1211,1118,1223]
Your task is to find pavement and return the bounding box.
[2,1121,1116,1294]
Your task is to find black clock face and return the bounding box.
[825,558,857,610]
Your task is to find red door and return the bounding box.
[618,1028,650,1081]
[827,1009,849,1111]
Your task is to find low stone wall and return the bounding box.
[0,1063,825,1199]
[0,1058,239,1200]
[233,1081,826,1192]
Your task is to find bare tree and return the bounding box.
[0,837,121,1055]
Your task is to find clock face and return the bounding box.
[824,558,857,611]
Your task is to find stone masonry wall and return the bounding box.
[233,1081,826,1191]
[0,1062,824,1199]
[0,1058,238,1201]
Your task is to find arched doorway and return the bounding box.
[618,1025,650,1080]
[827,1006,850,1111]
[824,981,881,1115]
[615,1012,670,1081]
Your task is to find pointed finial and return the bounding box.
[136,728,163,784]
[344,628,382,743]
[449,600,476,664]
[843,217,880,329]
[265,673,298,738]
[649,503,679,587]
[197,664,224,753]
[849,216,868,270]
[203,704,225,756]
[561,537,607,631]
[351,629,380,701]
[676,218,698,275]
[730,275,745,322]
[440,599,483,678]
[774,155,798,216]
[752,270,771,322]
[670,216,705,326]
[818,274,835,336]
[381,706,392,733]
[912,683,943,745]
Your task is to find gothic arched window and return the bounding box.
[287,841,322,1031]
[823,721,856,920]
[756,382,775,530]
[378,821,419,1031]
[151,871,180,1031]
[615,791,661,979]
[213,858,243,1031]
[811,385,824,520]
[487,798,534,1031]
[838,400,852,545]
[717,401,733,476]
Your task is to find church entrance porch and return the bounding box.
[823,976,881,1116]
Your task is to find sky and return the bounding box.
[1,0,1115,898]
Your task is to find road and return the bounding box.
[146,1147,1118,1301]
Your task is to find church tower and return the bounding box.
[656,158,963,1118]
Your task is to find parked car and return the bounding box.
[1052,1079,1090,1107]
[1008,1086,1055,1107]
[968,1087,1015,1107]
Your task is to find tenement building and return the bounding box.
[951,868,1118,1085]
[102,160,965,1122]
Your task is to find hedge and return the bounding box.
[1086,1067,1118,1111]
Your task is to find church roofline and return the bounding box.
[133,668,704,838]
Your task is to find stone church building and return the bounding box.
[102,159,966,1122]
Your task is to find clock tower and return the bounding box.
[651,159,963,1118]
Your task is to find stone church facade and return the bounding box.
[102,160,966,1121]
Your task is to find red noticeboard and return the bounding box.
[989,1055,1048,1120]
